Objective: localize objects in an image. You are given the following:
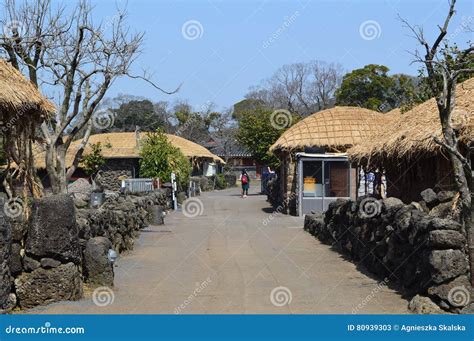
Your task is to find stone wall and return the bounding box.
[2,188,170,312]
[0,216,13,312]
[13,195,83,309]
[76,191,169,254]
[97,158,140,191]
[266,175,281,208]
[304,191,471,313]
[190,174,237,192]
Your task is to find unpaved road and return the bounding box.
[29,184,409,314]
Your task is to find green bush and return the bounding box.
[215,174,227,190]
[139,130,191,187]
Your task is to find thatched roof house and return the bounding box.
[270,106,391,215]
[34,132,224,169]
[32,132,224,191]
[0,59,55,122]
[270,106,395,153]
[0,59,55,197]
[348,78,474,202]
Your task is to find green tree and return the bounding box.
[139,130,191,187]
[81,142,112,188]
[82,142,108,176]
[232,98,265,120]
[236,109,294,167]
[335,64,396,111]
[111,99,166,132]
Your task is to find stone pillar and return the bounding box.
[148,205,164,225]
[84,237,114,287]
[15,195,83,308]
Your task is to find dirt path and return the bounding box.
[29,184,409,314]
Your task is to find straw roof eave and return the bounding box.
[31,132,225,169]
[270,106,395,154]
[0,59,55,119]
[348,78,474,165]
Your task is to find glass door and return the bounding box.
[300,160,323,214]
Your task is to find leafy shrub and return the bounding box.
[215,174,227,190]
[139,130,191,187]
[82,142,107,176]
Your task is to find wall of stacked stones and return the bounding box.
[97,159,140,191]
[190,174,237,192]
[304,189,471,313]
[0,189,169,312]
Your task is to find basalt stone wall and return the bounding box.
[14,195,83,309]
[97,158,140,191]
[304,192,471,313]
[1,189,170,311]
[0,217,13,312]
[190,175,237,192]
[76,190,169,254]
[76,190,169,287]
[266,176,281,208]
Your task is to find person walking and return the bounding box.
[240,169,250,198]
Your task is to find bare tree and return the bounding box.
[246,60,343,116]
[0,0,176,194]
[307,61,344,110]
[402,0,473,285]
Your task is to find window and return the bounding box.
[324,161,350,197]
[301,159,350,198]
[302,161,323,197]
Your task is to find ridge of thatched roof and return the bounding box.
[349,78,474,166]
[33,132,224,169]
[270,106,393,153]
[0,59,55,118]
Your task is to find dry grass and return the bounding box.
[349,77,474,165]
[0,59,55,117]
[270,106,394,153]
[33,132,224,169]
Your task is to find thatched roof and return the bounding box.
[349,78,474,166]
[0,59,55,119]
[270,106,392,153]
[33,132,224,169]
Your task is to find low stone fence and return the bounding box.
[76,191,168,253]
[304,192,471,314]
[1,189,169,312]
[266,176,281,208]
[190,174,237,192]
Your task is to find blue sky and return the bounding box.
[86,0,473,110]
